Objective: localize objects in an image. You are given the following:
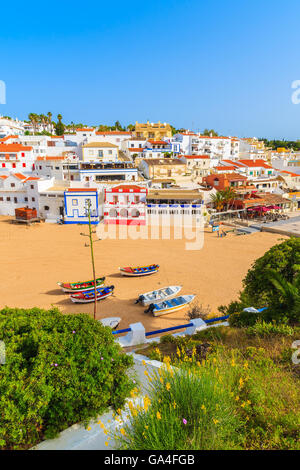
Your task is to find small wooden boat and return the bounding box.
[99,317,121,329]
[70,285,114,303]
[58,277,105,293]
[144,295,195,317]
[136,286,182,306]
[119,264,159,277]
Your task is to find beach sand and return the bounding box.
[0,217,287,332]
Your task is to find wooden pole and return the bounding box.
[87,200,97,320]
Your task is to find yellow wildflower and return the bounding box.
[213,418,219,425]
[120,428,126,436]
[156,411,161,420]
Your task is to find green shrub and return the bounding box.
[160,334,177,344]
[0,307,134,449]
[223,239,300,326]
[246,321,295,338]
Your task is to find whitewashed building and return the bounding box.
[64,188,100,224]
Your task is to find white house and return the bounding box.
[0,142,35,173]
[64,188,100,224]
[82,142,119,163]
[103,184,147,225]
[0,117,24,137]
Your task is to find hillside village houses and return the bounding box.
[0,117,298,223]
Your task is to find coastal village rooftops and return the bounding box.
[0,144,33,152]
[76,128,95,132]
[82,142,118,148]
[129,148,144,152]
[0,135,19,142]
[215,165,237,171]
[280,170,300,177]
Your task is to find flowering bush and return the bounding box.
[0,307,134,449]
[113,344,300,450]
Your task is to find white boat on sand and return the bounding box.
[144,294,195,317]
[136,286,182,306]
[99,317,121,329]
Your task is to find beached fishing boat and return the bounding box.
[136,286,182,306]
[58,277,105,293]
[119,264,159,277]
[144,294,195,316]
[70,285,114,303]
[99,317,121,329]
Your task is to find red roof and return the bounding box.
[129,148,144,152]
[76,128,94,132]
[280,170,300,177]
[147,139,168,145]
[110,185,146,192]
[238,159,273,169]
[96,131,131,135]
[0,144,32,152]
[0,175,8,179]
[36,156,66,161]
[67,188,97,192]
[13,173,27,180]
[25,177,40,181]
[215,165,236,171]
[0,135,19,142]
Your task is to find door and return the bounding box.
[72,209,79,218]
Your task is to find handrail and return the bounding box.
[112,315,229,336]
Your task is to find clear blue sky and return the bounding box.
[1,0,300,139]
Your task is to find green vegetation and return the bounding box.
[203,128,219,136]
[129,325,300,450]
[218,238,300,326]
[0,307,134,450]
[210,188,237,211]
[261,138,300,151]
[55,114,64,136]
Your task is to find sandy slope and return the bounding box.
[0,217,286,332]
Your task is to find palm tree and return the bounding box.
[266,268,300,321]
[210,191,225,212]
[221,187,237,210]
[47,112,52,133]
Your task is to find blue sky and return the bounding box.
[1,0,300,139]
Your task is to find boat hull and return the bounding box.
[138,286,182,306]
[150,295,195,317]
[70,291,113,303]
[120,269,159,277]
[58,277,105,293]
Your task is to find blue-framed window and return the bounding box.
[72,199,78,206]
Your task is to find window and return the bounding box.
[14,197,17,203]
[12,163,16,168]
[11,183,15,188]
[0,197,3,201]
[30,185,34,189]
[44,206,49,211]
[98,150,103,158]
[108,150,112,155]
[32,197,35,202]
[24,197,28,202]
[2,163,5,168]
[22,163,26,168]
[72,199,78,206]
[6,197,10,201]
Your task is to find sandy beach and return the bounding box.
[0,217,287,332]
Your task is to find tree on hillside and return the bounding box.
[203,129,219,137]
[55,114,64,136]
